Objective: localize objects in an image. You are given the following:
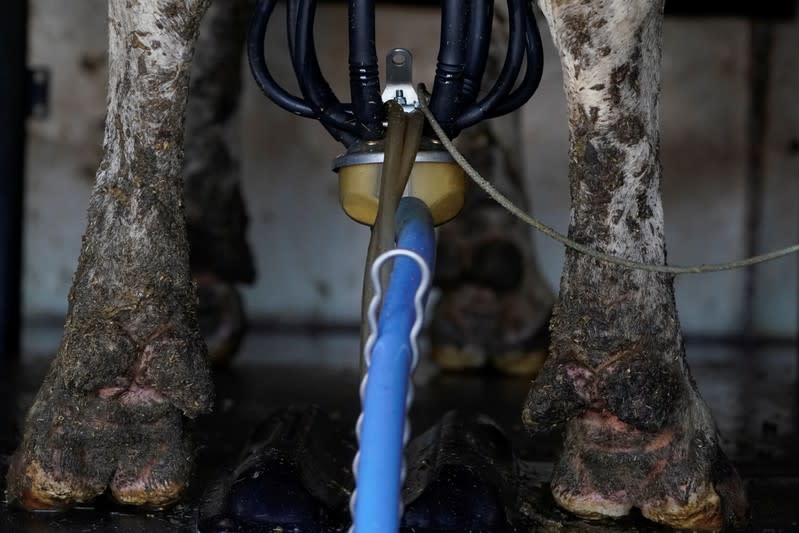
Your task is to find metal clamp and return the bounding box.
[381,48,419,112]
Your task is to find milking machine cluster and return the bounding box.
[201,1,544,532]
[247,0,543,227]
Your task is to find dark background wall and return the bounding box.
[17,1,799,353]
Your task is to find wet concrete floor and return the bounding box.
[1,332,797,532]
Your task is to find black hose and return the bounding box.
[428,0,469,137]
[247,0,316,118]
[348,0,384,139]
[455,0,526,131]
[293,0,359,144]
[287,0,299,59]
[489,2,544,117]
[461,0,493,108]
[247,0,541,146]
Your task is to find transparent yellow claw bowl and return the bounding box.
[333,137,465,226]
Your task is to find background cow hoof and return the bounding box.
[195,275,247,368]
[430,282,550,377]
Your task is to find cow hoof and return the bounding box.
[430,285,550,376]
[523,347,749,531]
[7,311,212,511]
[545,411,748,531]
[196,275,247,368]
[109,431,194,509]
[430,343,489,372]
[491,348,547,376]
[7,397,196,511]
[431,344,547,377]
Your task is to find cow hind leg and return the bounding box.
[184,0,255,367]
[6,0,213,510]
[524,1,748,530]
[431,2,554,376]
[431,114,554,376]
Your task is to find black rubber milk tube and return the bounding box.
[348,0,384,140]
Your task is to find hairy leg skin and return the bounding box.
[185,0,253,281]
[183,0,255,366]
[523,1,748,529]
[7,0,213,510]
[432,3,555,376]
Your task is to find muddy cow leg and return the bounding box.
[522,1,748,530]
[184,0,255,367]
[432,3,555,376]
[7,0,213,510]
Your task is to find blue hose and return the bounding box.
[352,197,436,533]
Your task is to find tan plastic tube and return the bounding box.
[359,103,424,372]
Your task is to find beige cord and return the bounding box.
[417,85,799,275]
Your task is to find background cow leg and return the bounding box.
[432,4,554,376]
[184,0,255,367]
[7,0,213,510]
[523,1,747,529]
